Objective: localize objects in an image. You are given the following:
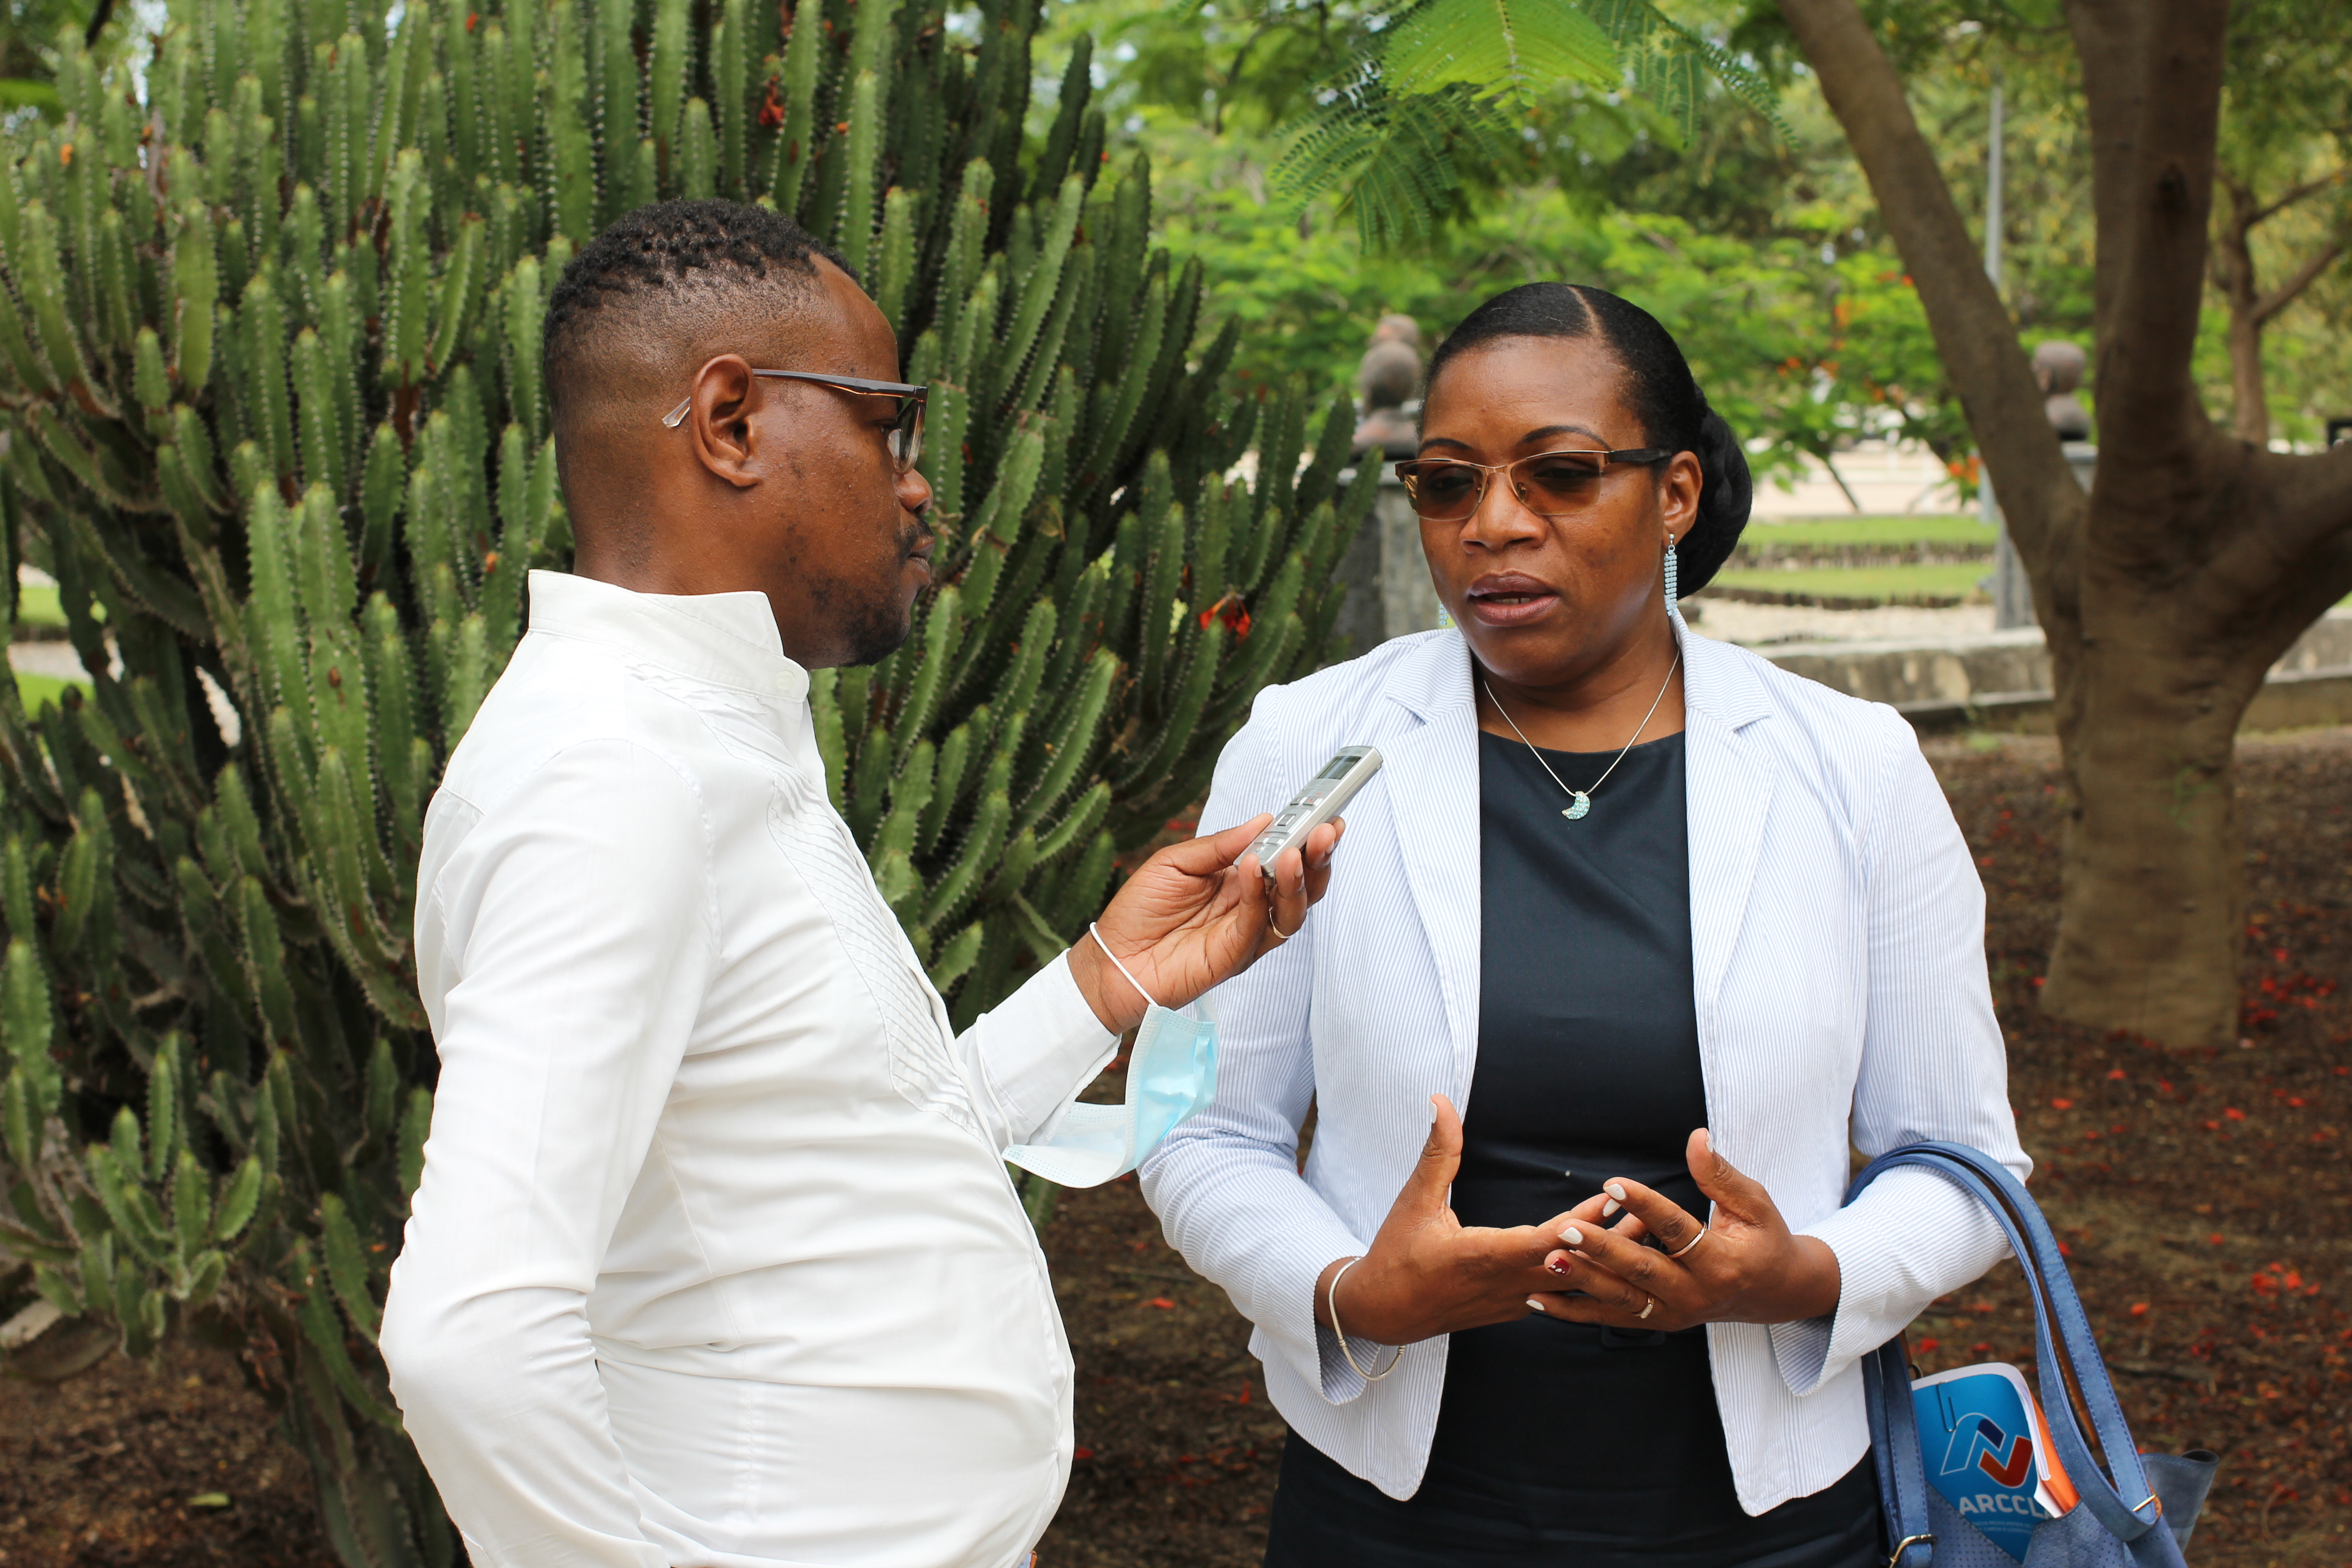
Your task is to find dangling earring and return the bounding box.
[1663,534,1681,619]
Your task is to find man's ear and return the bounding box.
[684,354,764,490]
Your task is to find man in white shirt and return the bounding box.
[378,200,1338,1568]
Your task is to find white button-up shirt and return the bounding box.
[381,571,1119,1568]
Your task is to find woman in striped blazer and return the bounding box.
[1138,283,2030,1568]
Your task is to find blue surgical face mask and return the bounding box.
[1004,931,1220,1188]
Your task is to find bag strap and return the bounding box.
[1851,1143,2166,1545]
[1864,1336,1937,1568]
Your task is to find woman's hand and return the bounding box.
[1314,1095,1575,1347]
[1069,813,1343,1034]
[1527,1128,1842,1332]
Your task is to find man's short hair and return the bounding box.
[542,200,853,442]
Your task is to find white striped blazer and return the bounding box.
[1138,622,2030,1513]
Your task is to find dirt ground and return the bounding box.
[3,729,2347,1568]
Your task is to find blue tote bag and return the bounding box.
[1849,1143,2218,1568]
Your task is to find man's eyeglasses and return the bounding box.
[1392,448,1673,523]
[663,370,928,471]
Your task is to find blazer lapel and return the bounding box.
[1680,632,1776,1094]
[1378,634,1484,1099]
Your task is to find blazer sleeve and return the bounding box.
[1138,693,1380,1403]
[1770,708,2033,1395]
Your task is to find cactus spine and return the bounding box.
[0,1,1374,1561]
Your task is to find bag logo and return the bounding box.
[1944,1416,2036,1490]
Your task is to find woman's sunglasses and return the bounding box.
[663,370,927,471]
[1393,448,1672,523]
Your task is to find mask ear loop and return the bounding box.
[1089,924,1165,1013]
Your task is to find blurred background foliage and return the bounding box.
[1036,0,2350,478]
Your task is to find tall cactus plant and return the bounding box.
[0,0,1374,1559]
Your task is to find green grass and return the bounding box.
[15,583,64,627]
[1741,514,1995,549]
[15,670,89,710]
[1705,562,1989,603]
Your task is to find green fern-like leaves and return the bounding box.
[1383,0,1617,103]
[1274,0,1784,248]
[1582,0,1785,147]
[1272,79,1529,250]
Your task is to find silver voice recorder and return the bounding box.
[1242,745,1383,877]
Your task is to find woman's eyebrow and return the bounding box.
[1520,422,1608,446]
[1417,422,1611,455]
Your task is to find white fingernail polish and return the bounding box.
[1560,1226,1583,1246]
[1605,1181,1627,1202]
[1526,1297,1545,1313]
[1602,1199,1621,1219]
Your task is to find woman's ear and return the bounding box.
[1661,449,1705,543]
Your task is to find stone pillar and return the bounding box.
[1330,312,1446,657]
[1329,465,1446,658]
[1989,343,2096,631]
[1375,468,1444,640]
[1990,506,2033,630]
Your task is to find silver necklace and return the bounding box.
[1480,652,1682,822]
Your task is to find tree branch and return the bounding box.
[2248,169,2347,230]
[1773,0,2072,567]
[2249,239,2347,326]
[2066,0,2230,463]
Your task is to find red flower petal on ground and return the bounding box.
[2051,1098,2074,1110]
[2225,1107,2246,1120]
[1148,1297,1176,1309]
[1073,1447,1095,1460]
[1916,1338,1940,1352]
[2130,1303,2149,1317]
[2106,1068,2127,1080]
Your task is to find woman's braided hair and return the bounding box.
[1425,282,1751,593]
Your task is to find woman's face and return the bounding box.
[1415,334,1702,690]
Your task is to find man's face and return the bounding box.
[738,259,936,667]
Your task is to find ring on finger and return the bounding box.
[1637,1295,1656,1321]
[1269,911,1301,941]
[1667,1223,1708,1260]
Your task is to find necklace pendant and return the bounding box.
[1562,793,1591,821]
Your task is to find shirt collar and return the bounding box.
[523,570,812,703]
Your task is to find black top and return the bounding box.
[1264,728,1878,1568]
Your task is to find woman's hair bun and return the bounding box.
[1677,405,1751,596]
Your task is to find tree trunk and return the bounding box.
[1778,0,2352,1047]
[2225,310,2269,447]
[2038,605,2267,1045]
[2211,180,2271,446]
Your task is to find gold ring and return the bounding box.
[1269,913,1299,941]
[1637,1296,1656,1320]
[1667,1223,1708,1260]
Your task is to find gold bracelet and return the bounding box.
[1327,1256,1402,1382]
